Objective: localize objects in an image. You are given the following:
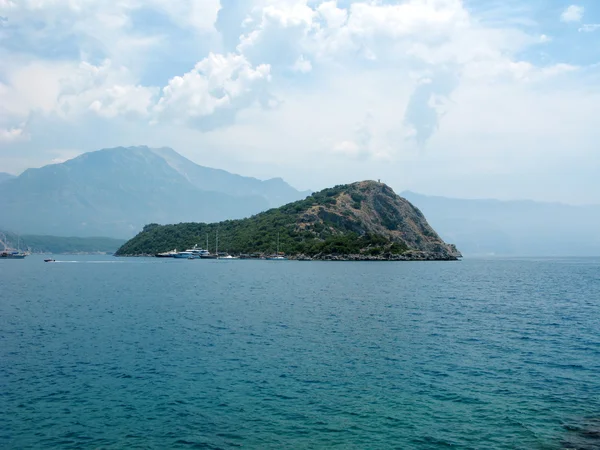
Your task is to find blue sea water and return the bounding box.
[1,256,599,449]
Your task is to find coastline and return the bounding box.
[116,251,460,261]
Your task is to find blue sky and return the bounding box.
[0,0,599,203]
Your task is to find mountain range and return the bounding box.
[0,172,15,183]
[2,147,599,256]
[401,191,600,256]
[0,146,310,238]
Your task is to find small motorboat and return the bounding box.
[44,259,56,263]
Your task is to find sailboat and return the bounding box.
[200,233,217,259]
[216,230,239,259]
[266,232,287,260]
[0,232,27,259]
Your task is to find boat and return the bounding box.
[266,232,287,260]
[1,251,27,259]
[44,258,56,263]
[187,244,211,258]
[156,249,178,258]
[173,251,195,259]
[0,232,28,259]
[199,236,217,258]
[218,254,240,260]
[266,255,287,260]
[199,234,217,258]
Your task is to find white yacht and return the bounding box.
[156,249,178,258]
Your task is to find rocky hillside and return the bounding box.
[116,181,461,261]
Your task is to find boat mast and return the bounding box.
[216,230,219,255]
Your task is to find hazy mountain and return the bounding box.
[0,146,309,238]
[1,229,124,254]
[0,172,15,183]
[402,191,600,256]
[152,147,310,207]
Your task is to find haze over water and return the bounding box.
[2,256,600,449]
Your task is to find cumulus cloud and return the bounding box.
[154,53,272,130]
[87,85,157,119]
[0,53,272,133]
[57,60,158,119]
[561,5,584,23]
[237,2,315,71]
[225,0,577,145]
[0,0,589,146]
[1,0,599,204]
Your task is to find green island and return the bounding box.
[116,181,461,261]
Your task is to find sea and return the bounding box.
[1,255,599,449]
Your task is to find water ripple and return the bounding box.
[1,255,600,449]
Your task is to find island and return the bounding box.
[115,181,461,261]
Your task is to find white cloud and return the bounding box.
[146,0,221,33]
[561,5,584,23]
[154,53,271,129]
[331,112,394,161]
[579,24,600,33]
[56,60,157,119]
[333,113,372,159]
[292,54,312,73]
[237,1,315,69]
[333,139,362,157]
[43,149,83,165]
[0,0,221,32]
[1,0,600,203]
[87,85,157,119]
[0,125,26,142]
[317,1,347,29]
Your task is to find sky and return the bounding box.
[0,0,599,204]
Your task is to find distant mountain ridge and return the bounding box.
[1,230,124,254]
[0,172,15,183]
[401,191,600,256]
[0,146,310,238]
[152,147,307,207]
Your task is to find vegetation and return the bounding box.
[116,182,416,257]
[1,230,125,254]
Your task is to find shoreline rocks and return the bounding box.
[289,252,460,261]
[117,252,460,261]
